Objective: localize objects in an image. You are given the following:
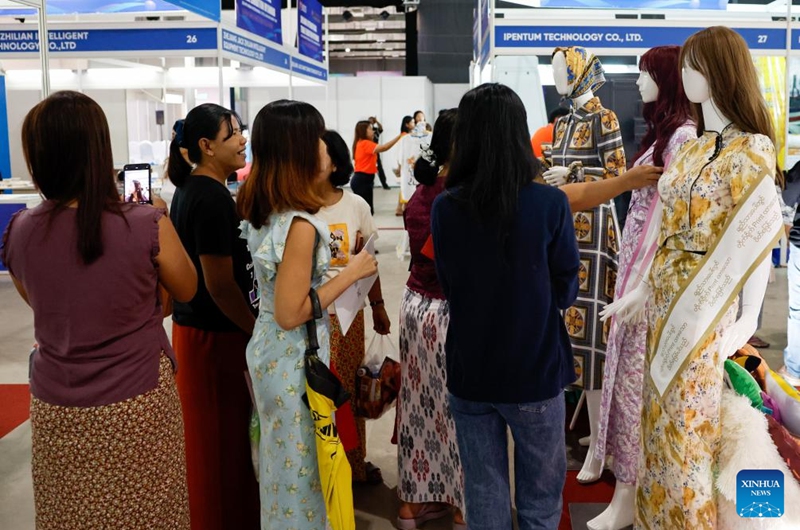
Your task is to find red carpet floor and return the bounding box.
[0,384,30,438]
[559,470,616,530]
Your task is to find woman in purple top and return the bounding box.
[2,91,197,529]
[396,109,466,529]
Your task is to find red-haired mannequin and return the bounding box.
[587,46,696,530]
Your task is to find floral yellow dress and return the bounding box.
[635,127,775,529]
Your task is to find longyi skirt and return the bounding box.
[30,354,190,530]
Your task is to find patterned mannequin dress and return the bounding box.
[549,47,626,390]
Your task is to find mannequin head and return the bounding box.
[551,46,605,100]
[679,26,774,144]
[632,45,692,167]
[552,51,571,95]
[636,72,658,104]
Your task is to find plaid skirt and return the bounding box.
[30,354,190,530]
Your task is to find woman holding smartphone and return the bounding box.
[3,91,197,529]
[351,120,405,214]
[167,103,260,530]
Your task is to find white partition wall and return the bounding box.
[493,56,548,135]
[433,84,469,114]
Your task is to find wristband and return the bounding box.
[370,299,384,307]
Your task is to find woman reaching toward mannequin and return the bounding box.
[432,83,580,530]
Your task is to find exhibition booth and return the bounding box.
[473,0,800,169]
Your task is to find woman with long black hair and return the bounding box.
[168,103,260,530]
[431,84,580,530]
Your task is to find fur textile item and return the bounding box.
[717,389,800,529]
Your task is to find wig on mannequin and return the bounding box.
[680,26,775,144]
[631,46,692,167]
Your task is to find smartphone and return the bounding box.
[122,163,152,204]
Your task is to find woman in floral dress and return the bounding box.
[237,100,377,529]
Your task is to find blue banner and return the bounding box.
[540,0,727,9]
[291,56,327,81]
[0,1,182,15]
[166,0,220,21]
[496,26,786,51]
[236,0,282,45]
[297,0,323,63]
[222,28,290,69]
[0,27,217,54]
[0,75,10,184]
[472,1,479,62]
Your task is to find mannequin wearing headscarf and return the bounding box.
[545,46,626,485]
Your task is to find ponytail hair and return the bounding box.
[413,108,457,186]
[168,103,239,188]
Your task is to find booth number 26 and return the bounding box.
[186,34,198,44]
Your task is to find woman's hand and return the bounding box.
[343,248,378,282]
[620,165,663,191]
[372,304,391,335]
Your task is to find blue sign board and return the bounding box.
[472,2,479,62]
[236,0,282,45]
[291,56,327,81]
[0,75,10,185]
[222,28,290,70]
[540,0,727,9]
[297,0,323,63]
[495,26,786,51]
[0,27,217,54]
[0,1,182,16]
[166,0,220,21]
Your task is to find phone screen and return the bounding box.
[123,168,151,204]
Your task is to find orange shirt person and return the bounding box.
[351,120,405,214]
[532,107,570,158]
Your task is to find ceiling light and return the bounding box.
[342,10,353,22]
[345,47,351,53]
[379,10,390,20]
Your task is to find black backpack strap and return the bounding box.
[305,288,323,355]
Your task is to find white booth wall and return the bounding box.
[4,78,469,182]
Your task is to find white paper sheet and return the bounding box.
[334,234,378,336]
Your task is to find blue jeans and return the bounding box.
[786,243,800,378]
[448,393,566,530]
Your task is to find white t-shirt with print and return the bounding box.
[316,190,378,314]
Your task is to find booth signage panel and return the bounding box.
[297,0,323,63]
[236,0,282,45]
[790,30,800,50]
[222,28,290,69]
[0,75,10,184]
[166,0,220,21]
[472,2,479,61]
[291,55,327,81]
[1,1,182,15]
[496,26,786,52]
[539,0,727,9]
[0,27,218,55]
